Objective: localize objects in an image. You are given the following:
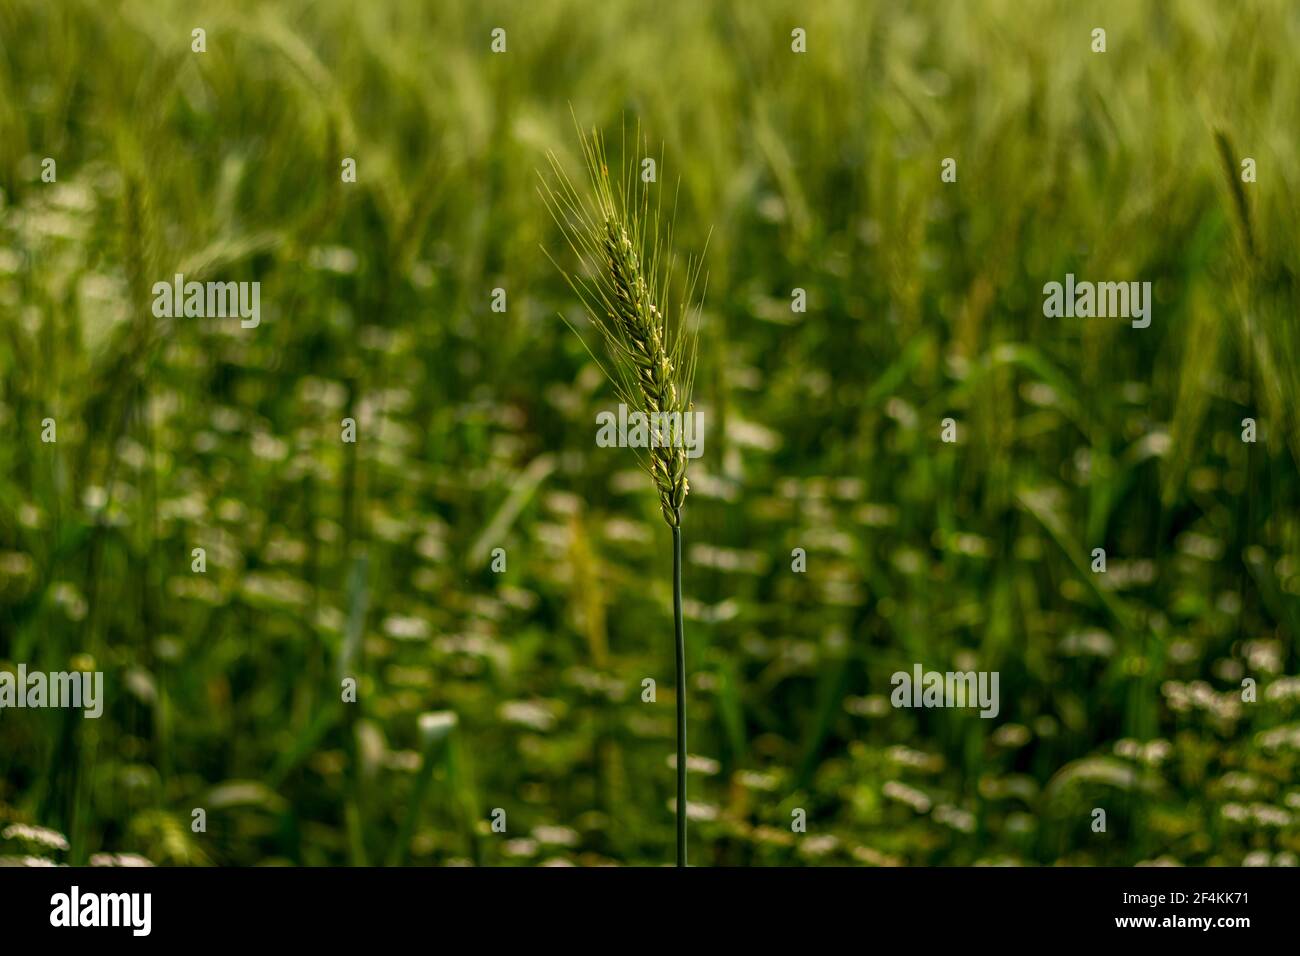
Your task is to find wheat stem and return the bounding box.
[540,119,703,866]
[673,524,686,866]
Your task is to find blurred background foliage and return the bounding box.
[0,0,1298,866]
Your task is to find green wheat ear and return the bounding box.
[602,217,690,526]
[539,117,705,867]
[539,119,703,528]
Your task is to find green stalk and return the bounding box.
[673,524,686,866]
[539,123,703,865]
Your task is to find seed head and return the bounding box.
[540,121,703,528]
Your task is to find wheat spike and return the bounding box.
[540,120,702,528]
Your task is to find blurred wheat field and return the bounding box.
[0,0,1298,866]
